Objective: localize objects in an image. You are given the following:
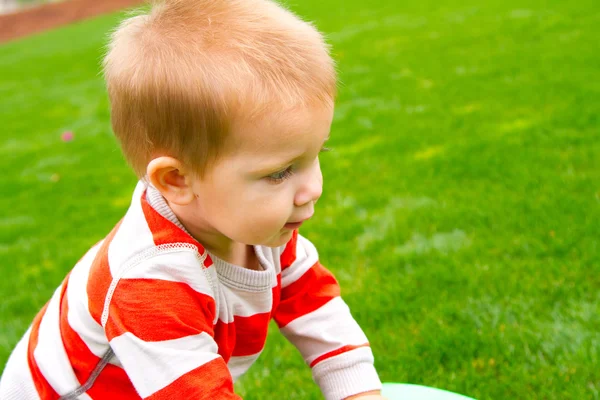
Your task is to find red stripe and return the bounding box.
[280,230,298,271]
[87,220,122,325]
[104,278,216,342]
[27,301,60,400]
[309,343,371,368]
[140,191,204,251]
[270,274,281,316]
[147,357,240,400]
[140,190,215,269]
[56,271,94,385]
[61,291,101,385]
[213,312,272,361]
[231,312,270,357]
[274,261,340,328]
[85,364,141,399]
[213,320,236,364]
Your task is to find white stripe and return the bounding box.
[108,181,155,278]
[33,285,93,399]
[214,286,234,324]
[279,297,368,365]
[227,354,261,382]
[121,250,214,298]
[110,332,220,398]
[219,284,273,318]
[311,346,380,400]
[281,235,319,288]
[255,245,283,275]
[212,274,274,324]
[66,243,111,358]
[0,328,41,400]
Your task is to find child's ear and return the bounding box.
[146,157,195,206]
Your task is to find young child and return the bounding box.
[0,0,383,398]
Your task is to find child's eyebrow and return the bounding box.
[250,154,304,175]
[250,136,330,175]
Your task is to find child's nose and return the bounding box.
[294,166,323,207]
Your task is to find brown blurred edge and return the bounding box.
[0,0,144,44]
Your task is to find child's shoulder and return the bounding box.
[87,181,209,282]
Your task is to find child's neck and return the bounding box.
[169,201,261,270]
[224,243,261,271]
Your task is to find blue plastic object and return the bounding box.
[381,383,475,400]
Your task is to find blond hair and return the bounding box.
[103,0,337,177]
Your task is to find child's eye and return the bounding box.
[266,167,293,183]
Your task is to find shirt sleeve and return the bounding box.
[102,251,241,400]
[273,230,382,400]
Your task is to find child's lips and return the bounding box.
[284,221,304,230]
[284,214,313,230]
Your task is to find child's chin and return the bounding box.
[262,230,294,248]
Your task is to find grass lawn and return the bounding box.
[1,0,599,398]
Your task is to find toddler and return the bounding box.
[0,0,383,398]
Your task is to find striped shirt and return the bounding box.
[0,181,381,400]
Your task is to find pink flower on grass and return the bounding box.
[61,131,74,142]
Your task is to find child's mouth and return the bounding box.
[284,221,304,230]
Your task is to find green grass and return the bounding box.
[1,0,599,399]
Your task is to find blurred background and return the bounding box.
[0,0,599,399]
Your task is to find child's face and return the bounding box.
[190,105,334,248]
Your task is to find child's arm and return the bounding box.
[273,231,382,400]
[100,252,241,399]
